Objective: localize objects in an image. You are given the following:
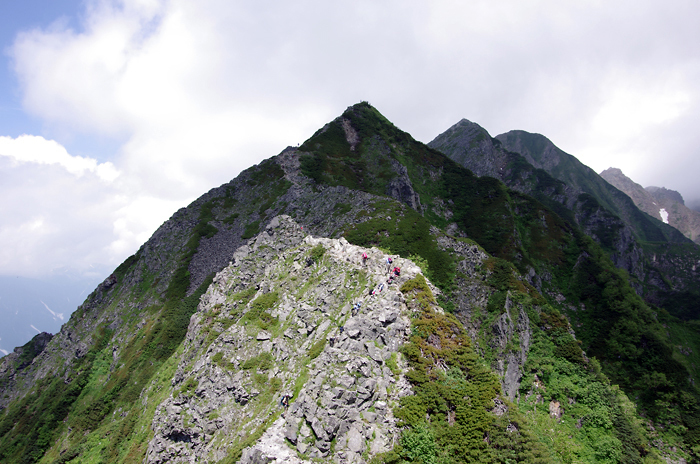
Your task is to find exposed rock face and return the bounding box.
[489,293,531,401]
[386,159,423,213]
[145,216,421,463]
[0,332,53,383]
[433,233,531,401]
[647,186,685,206]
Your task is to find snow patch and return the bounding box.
[41,300,64,321]
[659,208,669,224]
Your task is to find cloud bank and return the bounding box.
[3,0,700,277]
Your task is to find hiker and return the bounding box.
[386,256,393,272]
[362,252,368,265]
[339,326,344,334]
[281,393,290,416]
[378,283,384,292]
[393,267,401,276]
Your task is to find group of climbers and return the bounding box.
[281,251,403,417]
[360,251,401,296]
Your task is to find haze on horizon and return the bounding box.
[0,0,699,281]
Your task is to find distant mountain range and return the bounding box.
[600,167,700,245]
[428,120,700,318]
[1,103,699,463]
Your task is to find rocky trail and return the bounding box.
[145,215,427,463]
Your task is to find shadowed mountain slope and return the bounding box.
[429,120,700,320]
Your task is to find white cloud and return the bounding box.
[0,155,120,276]
[2,0,700,278]
[0,135,119,182]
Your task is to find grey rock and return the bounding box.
[346,427,365,453]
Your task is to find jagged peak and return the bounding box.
[600,167,624,176]
[646,185,685,205]
[443,118,492,137]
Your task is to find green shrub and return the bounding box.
[309,244,326,263]
[400,423,436,464]
[242,220,261,239]
[241,352,273,371]
[307,338,327,360]
[242,292,279,330]
[223,213,239,225]
[178,377,198,397]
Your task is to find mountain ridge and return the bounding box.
[428,122,700,319]
[0,102,698,463]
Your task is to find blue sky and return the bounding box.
[0,0,699,283]
[0,0,80,136]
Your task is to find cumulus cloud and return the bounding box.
[3,0,700,278]
[0,134,119,181]
[0,135,172,277]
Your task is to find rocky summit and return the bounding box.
[1,102,700,464]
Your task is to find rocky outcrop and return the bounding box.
[146,216,422,463]
[0,332,53,382]
[386,159,422,213]
[488,293,531,401]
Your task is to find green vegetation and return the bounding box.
[395,276,551,463]
[223,212,239,225]
[228,286,257,306]
[333,202,353,216]
[299,102,700,459]
[0,327,112,463]
[241,220,260,239]
[0,188,219,463]
[242,292,279,330]
[3,101,700,462]
[241,352,273,371]
[178,377,199,397]
[309,244,326,263]
[113,250,140,282]
[307,338,326,360]
[344,201,454,291]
